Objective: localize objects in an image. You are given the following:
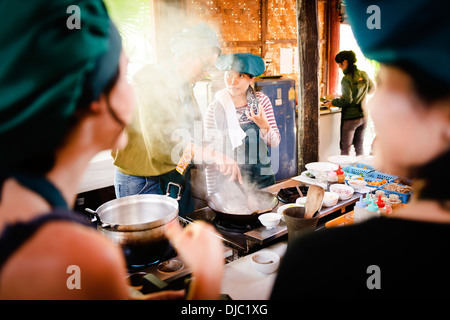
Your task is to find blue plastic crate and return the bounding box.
[364,171,398,182]
[379,183,412,204]
[353,163,376,171]
[343,165,374,176]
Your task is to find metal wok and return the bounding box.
[206,190,279,224]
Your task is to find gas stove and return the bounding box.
[180,206,288,261]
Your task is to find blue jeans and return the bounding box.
[114,169,163,198]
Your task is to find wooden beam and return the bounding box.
[297,0,319,172]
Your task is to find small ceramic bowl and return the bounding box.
[322,191,339,207]
[258,213,281,229]
[251,250,280,274]
[330,183,354,200]
[347,178,367,191]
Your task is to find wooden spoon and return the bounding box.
[304,185,325,219]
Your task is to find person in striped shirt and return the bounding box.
[204,53,280,194]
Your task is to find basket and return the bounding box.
[364,171,398,182]
[343,165,374,176]
[378,183,412,204]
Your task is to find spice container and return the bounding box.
[327,170,338,190]
[335,165,345,184]
[389,194,402,211]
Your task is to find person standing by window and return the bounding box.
[329,50,374,156]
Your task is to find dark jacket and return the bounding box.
[332,68,374,120]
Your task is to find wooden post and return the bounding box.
[297,0,319,172]
[327,0,340,95]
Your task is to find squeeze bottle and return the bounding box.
[376,195,387,216]
[335,165,345,184]
[366,200,380,219]
[353,195,367,223]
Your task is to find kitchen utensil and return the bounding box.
[86,192,179,267]
[330,183,354,200]
[206,190,279,224]
[304,185,325,219]
[258,213,281,229]
[283,206,319,243]
[251,250,280,274]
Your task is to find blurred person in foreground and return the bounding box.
[0,0,222,300]
[271,0,450,299]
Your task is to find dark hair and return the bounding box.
[335,50,357,78]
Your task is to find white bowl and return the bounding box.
[251,250,280,274]
[258,213,281,229]
[330,184,354,200]
[327,155,358,168]
[347,178,367,191]
[295,196,307,206]
[305,162,338,177]
[322,191,339,207]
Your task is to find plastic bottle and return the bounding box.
[327,171,338,190]
[364,192,372,206]
[366,200,380,219]
[376,195,387,216]
[335,165,345,184]
[353,195,367,223]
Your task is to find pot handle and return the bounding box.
[166,182,182,201]
[85,208,100,224]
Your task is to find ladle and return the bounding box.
[304,185,325,219]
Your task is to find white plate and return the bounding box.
[327,155,358,167]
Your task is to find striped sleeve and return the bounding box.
[256,92,281,148]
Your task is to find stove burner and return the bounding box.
[213,216,260,233]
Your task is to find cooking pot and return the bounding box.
[86,184,180,267]
[206,190,279,224]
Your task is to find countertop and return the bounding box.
[219,178,360,300]
[221,241,287,300]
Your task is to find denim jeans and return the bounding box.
[114,169,163,198]
[340,117,367,156]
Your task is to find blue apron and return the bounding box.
[237,121,276,189]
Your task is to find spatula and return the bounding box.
[304,185,325,219]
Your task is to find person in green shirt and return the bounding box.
[112,24,241,215]
[329,50,374,156]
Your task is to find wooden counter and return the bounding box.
[262,178,360,220]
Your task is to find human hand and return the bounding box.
[245,106,270,131]
[214,152,243,185]
[166,220,224,300]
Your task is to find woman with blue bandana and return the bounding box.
[270,0,450,299]
[204,53,281,193]
[0,0,223,299]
